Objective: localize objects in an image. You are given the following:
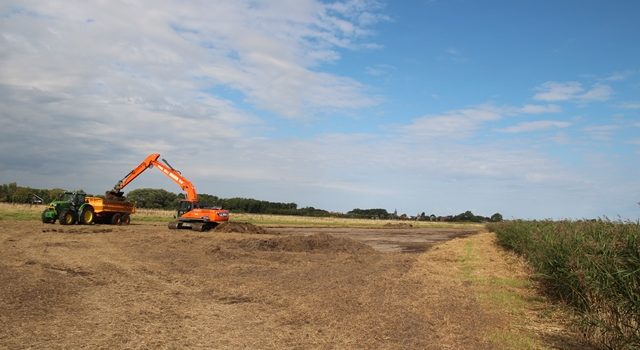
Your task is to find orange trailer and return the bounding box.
[86,196,136,225]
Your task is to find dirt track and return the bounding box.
[0,221,584,349]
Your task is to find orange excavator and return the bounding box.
[110,153,229,231]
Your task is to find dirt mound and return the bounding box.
[239,233,376,253]
[383,222,413,228]
[214,222,268,234]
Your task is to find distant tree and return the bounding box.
[0,182,18,202]
[490,213,503,222]
[347,208,390,219]
[0,183,69,204]
[11,187,33,203]
[197,193,220,207]
[453,210,486,222]
[127,188,178,209]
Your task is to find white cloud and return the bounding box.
[533,81,583,101]
[584,125,619,141]
[601,70,636,82]
[365,63,396,77]
[519,104,562,114]
[533,81,613,102]
[401,105,503,139]
[441,47,468,63]
[580,84,613,102]
[498,120,571,133]
[0,0,383,120]
[0,0,389,205]
[401,103,562,139]
[618,102,640,110]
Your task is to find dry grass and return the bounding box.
[0,220,468,349]
[0,220,590,349]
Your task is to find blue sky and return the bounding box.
[1,0,639,219]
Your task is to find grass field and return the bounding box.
[0,202,483,229]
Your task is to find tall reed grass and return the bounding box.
[487,220,639,349]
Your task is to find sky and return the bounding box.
[1,0,639,219]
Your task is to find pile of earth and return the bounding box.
[214,222,268,234]
[238,233,376,254]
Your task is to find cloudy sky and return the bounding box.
[1,0,639,219]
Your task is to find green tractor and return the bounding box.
[41,191,95,225]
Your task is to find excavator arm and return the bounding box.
[111,153,198,202]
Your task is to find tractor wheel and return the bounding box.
[59,211,76,225]
[121,213,131,225]
[41,209,55,224]
[79,206,95,225]
[111,213,122,225]
[168,221,180,230]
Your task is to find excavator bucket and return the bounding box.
[105,190,126,201]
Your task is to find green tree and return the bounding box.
[127,188,178,209]
[0,182,18,202]
[490,213,503,222]
[347,208,390,219]
[11,186,33,203]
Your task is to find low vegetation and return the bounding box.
[487,220,640,349]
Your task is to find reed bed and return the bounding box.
[487,220,640,349]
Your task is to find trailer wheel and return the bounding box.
[59,211,76,225]
[121,213,131,225]
[111,213,122,225]
[79,206,95,225]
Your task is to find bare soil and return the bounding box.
[215,222,268,234]
[269,226,478,253]
[0,221,585,349]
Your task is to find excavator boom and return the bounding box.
[112,153,198,201]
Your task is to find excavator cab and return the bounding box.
[177,200,197,217]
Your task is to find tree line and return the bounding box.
[0,182,66,204]
[125,188,333,217]
[0,183,502,222]
[346,208,503,222]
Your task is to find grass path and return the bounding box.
[408,230,594,349]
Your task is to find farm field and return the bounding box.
[0,216,591,349]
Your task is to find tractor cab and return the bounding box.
[60,191,87,208]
